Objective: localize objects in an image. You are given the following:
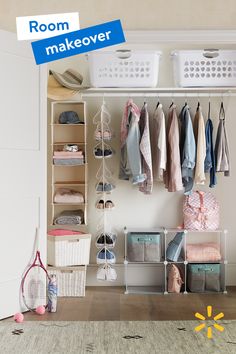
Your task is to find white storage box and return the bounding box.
[88,50,161,87]
[48,266,86,297]
[172,49,236,87]
[47,233,91,267]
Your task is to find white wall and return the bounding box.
[1,0,236,31]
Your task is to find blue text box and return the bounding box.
[31,19,125,64]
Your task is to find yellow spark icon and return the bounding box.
[194,305,224,339]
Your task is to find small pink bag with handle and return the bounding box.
[168,264,184,293]
[183,191,220,231]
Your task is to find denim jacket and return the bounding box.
[179,105,196,195]
[119,99,146,184]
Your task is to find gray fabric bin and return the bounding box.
[188,264,221,292]
[127,233,161,262]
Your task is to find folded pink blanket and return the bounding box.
[54,151,83,157]
[54,188,84,204]
[48,229,84,236]
[53,155,84,159]
[187,242,221,262]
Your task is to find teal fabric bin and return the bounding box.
[188,264,221,292]
[127,233,161,262]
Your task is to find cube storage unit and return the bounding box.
[88,50,161,87]
[48,266,86,297]
[47,233,91,267]
[124,227,227,295]
[51,101,88,227]
[172,49,236,87]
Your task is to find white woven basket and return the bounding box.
[88,50,161,87]
[47,234,91,267]
[172,49,236,87]
[48,266,86,297]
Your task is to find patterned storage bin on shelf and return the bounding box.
[47,232,91,267]
[48,266,86,297]
[127,232,161,262]
[187,264,221,293]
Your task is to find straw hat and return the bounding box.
[47,69,85,100]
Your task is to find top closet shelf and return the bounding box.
[81,87,236,96]
[51,124,86,126]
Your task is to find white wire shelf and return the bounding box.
[81,87,236,97]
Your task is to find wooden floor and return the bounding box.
[17,286,236,321]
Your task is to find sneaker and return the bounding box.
[95,129,112,141]
[96,182,115,193]
[96,233,116,248]
[96,248,116,264]
[105,200,115,209]
[94,130,102,140]
[97,264,117,281]
[94,148,103,158]
[96,200,104,209]
[103,129,112,140]
[104,183,115,192]
[104,149,113,158]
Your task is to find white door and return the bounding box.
[0,29,47,319]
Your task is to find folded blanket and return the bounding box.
[53,209,84,225]
[54,188,84,204]
[187,242,221,262]
[54,151,83,157]
[53,158,84,165]
[48,229,84,236]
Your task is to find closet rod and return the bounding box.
[81,92,236,98]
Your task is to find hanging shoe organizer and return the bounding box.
[93,100,117,282]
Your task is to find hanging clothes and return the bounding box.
[164,105,183,192]
[215,102,230,176]
[139,102,153,194]
[119,99,146,184]
[193,105,206,185]
[204,103,216,188]
[152,103,167,181]
[179,104,196,195]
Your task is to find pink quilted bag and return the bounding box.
[183,191,220,230]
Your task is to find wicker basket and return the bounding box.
[47,233,91,267]
[48,266,86,297]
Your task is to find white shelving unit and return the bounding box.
[124,227,227,295]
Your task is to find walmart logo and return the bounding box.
[195,305,224,339]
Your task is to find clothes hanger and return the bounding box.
[219,101,225,121]
[196,101,200,111]
[156,94,160,109]
[169,92,175,108]
[92,97,111,125]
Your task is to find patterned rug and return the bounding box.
[1,320,236,353]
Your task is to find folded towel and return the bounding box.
[53,158,84,165]
[53,209,84,225]
[54,188,84,204]
[54,151,83,157]
[187,242,221,262]
[48,229,84,236]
